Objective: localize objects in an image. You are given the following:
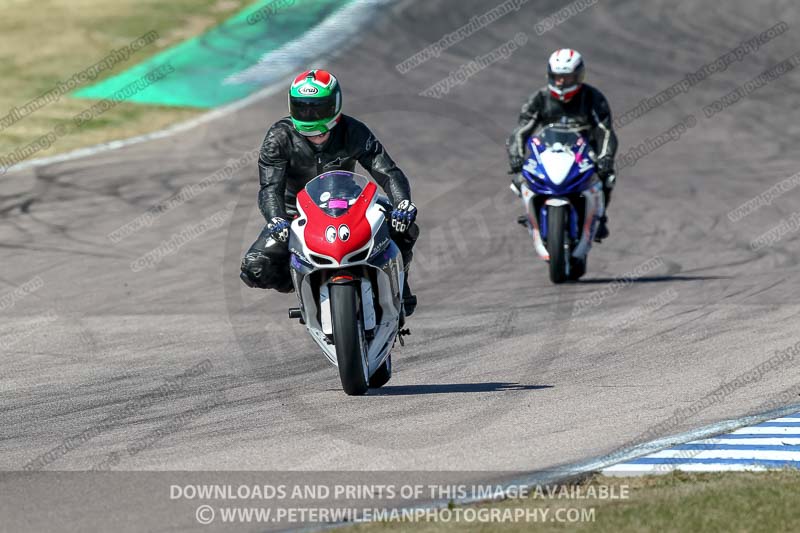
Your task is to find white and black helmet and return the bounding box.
[547,49,585,102]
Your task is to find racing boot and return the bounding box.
[394,223,418,318]
[402,274,417,317]
[595,185,612,242]
[594,216,609,242]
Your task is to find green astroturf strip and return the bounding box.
[73,0,356,108]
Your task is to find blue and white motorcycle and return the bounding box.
[512,124,606,283]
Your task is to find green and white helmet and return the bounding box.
[288,69,342,136]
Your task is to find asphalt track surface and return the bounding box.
[3,0,800,529]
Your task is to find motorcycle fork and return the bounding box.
[324,268,377,341]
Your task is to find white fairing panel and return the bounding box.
[363,266,402,374]
[540,150,574,185]
[572,181,605,260]
[320,284,332,335]
[520,183,550,260]
[361,281,376,331]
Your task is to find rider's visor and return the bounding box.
[548,72,580,88]
[290,96,337,122]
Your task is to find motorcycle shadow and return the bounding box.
[367,383,553,396]
[576,275,731,284]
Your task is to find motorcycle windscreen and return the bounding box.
[539,128,582,148]
[305,171,371,218]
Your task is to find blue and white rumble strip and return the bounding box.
[604,412,800,474]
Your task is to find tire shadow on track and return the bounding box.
[364,382,553,396]
[578,275,732,284]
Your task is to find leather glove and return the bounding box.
[266,216,290,243]
[391,200,417,233]
[596,156,615,179]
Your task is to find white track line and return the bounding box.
[693,438,800,445]
[602,410,800,475]
[310,404,800,531]
[645,449,800,461]
[604,464,769,474]
[225,0,394,85]
[730,426,800,435]
[478,405,800,497]
[2,82,286,177]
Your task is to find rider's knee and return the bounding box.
[240,241,292,291]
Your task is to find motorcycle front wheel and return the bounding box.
[330,283,369,396]
[547,205,570,284]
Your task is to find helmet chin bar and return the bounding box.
[298,128,326,137]
[549,84,582,102]
[294,113,342,137]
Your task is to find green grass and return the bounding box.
[354,471,800,532]
[0,0,254,160]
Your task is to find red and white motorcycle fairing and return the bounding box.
[287,171,405,394]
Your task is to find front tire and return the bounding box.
[330,283,369,396]
[547,205,570,284]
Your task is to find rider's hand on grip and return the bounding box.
[596,156,614,178]
[391,200,417,233]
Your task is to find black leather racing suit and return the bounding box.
[507,84,618,206]
[241,115,418,291]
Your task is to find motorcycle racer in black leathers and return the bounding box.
[240,69,419,314]
[507,49,617,241]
